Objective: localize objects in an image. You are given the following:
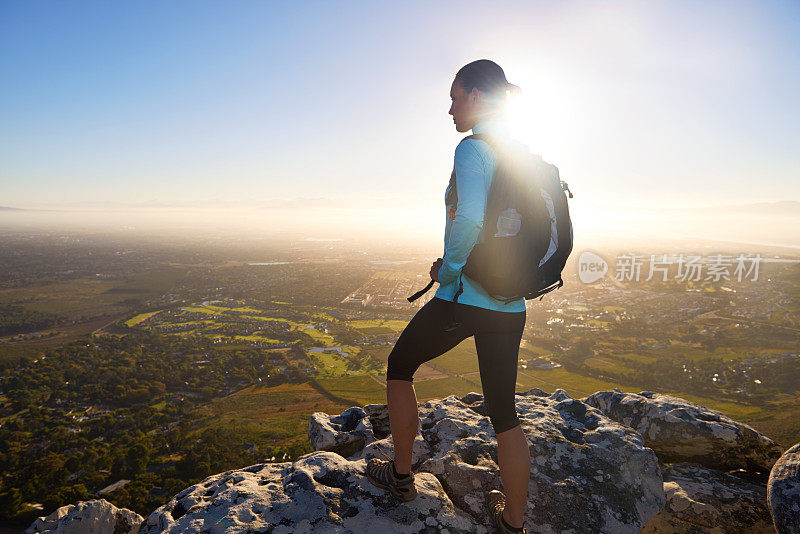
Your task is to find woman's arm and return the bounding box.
[437,140,487,285]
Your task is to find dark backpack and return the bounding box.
[408,133,574,309]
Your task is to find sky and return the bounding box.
[1,0,799,219]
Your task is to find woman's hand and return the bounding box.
[430,257,443,282]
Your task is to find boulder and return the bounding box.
[414,389,665,533]
[768,442,800,534]
[138,451,483,533]
[361,433,433,472]
[308,406,376,458]
[25,498,142,534]
[364,403,391,439]
[584,389,783,473]
[640,463,773,534]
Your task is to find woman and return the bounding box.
[366,59,530,534]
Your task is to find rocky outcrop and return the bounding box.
[30,388,791,534]
[640,463,773,533]
[768,442,800,534]
[24,498,142,534]
[584,389,783,474]
[141,388,666,533]
[308,406,377,458]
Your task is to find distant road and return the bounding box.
[367,374,385,387]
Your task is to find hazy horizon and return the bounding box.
[2,198,799,253]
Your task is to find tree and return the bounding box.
[0,487,22,518]
[124,443,151,478]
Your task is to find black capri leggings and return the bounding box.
[386,296,526,434]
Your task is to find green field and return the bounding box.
[302,326,336,344]
[316,375,387,406]
[614,352,659,363]
[348,319,408,331]
[412,376,479,401]
[644,344,792,362]
[519,343,551,357]
[584,356,635,375]
[130,302,342,348]
[233,335,284,344]
[192,382,351,445]
[355,326,395,334]
[239,314,292,323]
[202,304,265,314]
[125,311,160,327]
[424,340,480,375]
[308,347,364,377]
[3,268,185,317]
[739,396,800,448]
[516,367,627,398]
[360,346,393,364]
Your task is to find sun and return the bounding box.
[505,77,571,163]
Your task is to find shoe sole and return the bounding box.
[487,489,506,512]
[366,472,418,502]
[488,490,527,533]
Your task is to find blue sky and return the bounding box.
[1,0,799,213]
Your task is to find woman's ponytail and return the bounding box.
[506,82,522,97]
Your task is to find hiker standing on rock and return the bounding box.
[366,59,530,534]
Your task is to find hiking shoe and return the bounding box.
[365,445,417,502]
[487,490,527,533]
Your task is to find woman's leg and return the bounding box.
[386,297,472,473]
[386,379,419,474]
[473,308,529,528]
[496,424,531,527]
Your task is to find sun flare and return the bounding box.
[505,75,572,164]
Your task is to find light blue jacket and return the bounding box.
[434,119,527,313]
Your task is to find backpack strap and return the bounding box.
[407,279,434,302]
[447,133,497,202]
[443,271,464,332]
